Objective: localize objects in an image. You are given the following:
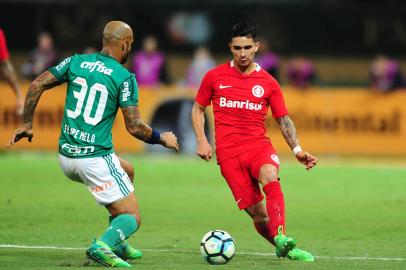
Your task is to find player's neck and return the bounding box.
[101,47,121,63]
[233,62,256,75]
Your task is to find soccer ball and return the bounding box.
[200,230,236,264]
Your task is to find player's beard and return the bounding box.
[237,57,253,70]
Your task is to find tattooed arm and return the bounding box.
[22,71,61,127]
[121,106,179,152]
[276,115,299,150]
[276,115,318,170]
[8,71,61,146]
[121,106,154,142]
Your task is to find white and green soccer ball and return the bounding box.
[200,230,236,264]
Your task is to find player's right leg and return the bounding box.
[219,157,284,246]
[58,153,139,267]
[248,146,314,261]
[86,193,139,267]
[106,190,143,261]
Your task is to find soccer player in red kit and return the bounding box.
[0,28,24,115]
[191,22,318,262]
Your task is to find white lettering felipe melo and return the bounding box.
[63,124,96,143]
[80,61,113,76]
[219,97,262,111]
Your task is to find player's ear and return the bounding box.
[122,40,128,51]
[254,42,260,52]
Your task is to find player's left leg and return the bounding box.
[247,145,313,261]
[257,164,295,257]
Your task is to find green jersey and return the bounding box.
[48,53,138,158]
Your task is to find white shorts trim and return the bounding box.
[58,153,134,205]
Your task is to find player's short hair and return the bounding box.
[230,22,257,41]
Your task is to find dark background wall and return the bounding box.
[1,0,406,56]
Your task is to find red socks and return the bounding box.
[262,180,286,237]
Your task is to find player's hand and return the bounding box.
[196,139,212,161]
[161,131,180,153]
[295,151,318,171]
[7,125,33,147]
[16,96,24,116]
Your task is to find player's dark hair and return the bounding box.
[230,22,257,41]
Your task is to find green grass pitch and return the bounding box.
[0,152,405,269]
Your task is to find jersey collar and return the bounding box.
[230,60,261,72]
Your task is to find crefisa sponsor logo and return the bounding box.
[80,61,113,75]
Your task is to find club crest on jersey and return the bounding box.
[252,85,264,98]
[271,154,280,165]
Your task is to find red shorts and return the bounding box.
[0,29,10,61]
[219,144,280,210]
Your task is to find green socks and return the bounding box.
[100,214,138,247]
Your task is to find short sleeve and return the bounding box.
[0,29,10,61]
[268,80,288,118]
[119,75,139,108]
[195,71,213,107]
[48,56,73,83]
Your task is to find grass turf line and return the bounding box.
[0,152,405,269]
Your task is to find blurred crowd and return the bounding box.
[1,28,406,94]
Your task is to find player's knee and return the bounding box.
[259,165,278,185]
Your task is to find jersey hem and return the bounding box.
[216,141,274,165]
[58,148,114,159]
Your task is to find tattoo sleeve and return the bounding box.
[276,115,299,150]
[121,106,154,142]
[23,71,61,126]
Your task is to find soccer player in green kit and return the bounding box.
[8,21,179,267]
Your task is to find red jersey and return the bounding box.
[0,29,10,61]
[195,61,288,164]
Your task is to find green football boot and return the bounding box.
[112,241,143,261]
[286,248,315,262]
[86,239,132,267]
[274,225,296,258]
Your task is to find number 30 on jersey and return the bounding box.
[67,77,108,125]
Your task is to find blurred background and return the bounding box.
[1,0,406,157]
[1,2,406,269]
